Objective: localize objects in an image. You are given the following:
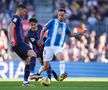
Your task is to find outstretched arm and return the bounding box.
[67,31,86,37]
[66,25,87,37]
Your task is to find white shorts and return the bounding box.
[43,46,63,61]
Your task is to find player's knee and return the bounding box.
[59,55,64,60]
[27,50,36,57]
[25,58,30,65]
[56,53,64,61]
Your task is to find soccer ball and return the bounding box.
[40,77,51,86]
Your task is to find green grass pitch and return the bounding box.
[0,81,108,90]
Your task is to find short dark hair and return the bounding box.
[17,4,26,9]
[57,8,66,13]
[29,18,38,23]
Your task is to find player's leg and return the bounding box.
[23,58,30,84]
[27,50,42,80]
[18,42,41,80]
[54,46,67,81]
[46,64,51,80]
[36,56,51,80]
[37,47,54,75]
[38,51,52,80]
[12,45,34,86]
[22,58,34,87]
[37,61,50,75]
[27,50,36,75]
[37,57,43,65]
[47,63,61,81]
[37,57,58,81]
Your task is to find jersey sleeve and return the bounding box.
[11,16,19,26]
[66,25,71,35]
[45,19,54,30]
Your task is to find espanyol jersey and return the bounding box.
[45,19,71,47]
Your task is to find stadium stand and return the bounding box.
[0,0,108,62]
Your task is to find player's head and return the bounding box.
[16,4,27,17]
[57,8,66,22]
[29,18,38,31]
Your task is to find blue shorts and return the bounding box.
[12,42,32,60]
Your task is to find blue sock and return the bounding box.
[30,57,36,75]
[24,65,30,82]
[47,65,51,80]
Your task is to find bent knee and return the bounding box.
[56,53,64,60]
[25,58,30,65]
[27,50,36,57]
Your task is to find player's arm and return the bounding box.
[37,27,46,45]
[67,31,85,37]
[38,19,53,45]
[8,21,16,46]
[39,27,47,40]
[66,25,86,37]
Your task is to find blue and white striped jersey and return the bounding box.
[44,19,71,47]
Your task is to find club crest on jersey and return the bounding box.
[30,38,35,42]
[57,28,62,34]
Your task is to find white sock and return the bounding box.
[30,73,34,76]
[37,66,44,75]
[23,81,29,84]
[60,61,65,76]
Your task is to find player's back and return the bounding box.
[11,15,24,44]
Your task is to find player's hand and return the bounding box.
[37,39,43,46]
[10,39,16,47]
[80,29,87,36]
[10,47,14,52]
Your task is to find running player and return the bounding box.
[37,8,86,81]
[8,4,41,87]
[26,17,59,81]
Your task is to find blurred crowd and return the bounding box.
[63,24,108,63]
[0,0,108,63]
[53,0,108,25]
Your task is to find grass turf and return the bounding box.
[0,81,108,90]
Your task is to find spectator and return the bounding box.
[68,37,80,62]
[96,33,108,62]
[87,13,97,26]
[0,29,8,61]
[88,42,96,61]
